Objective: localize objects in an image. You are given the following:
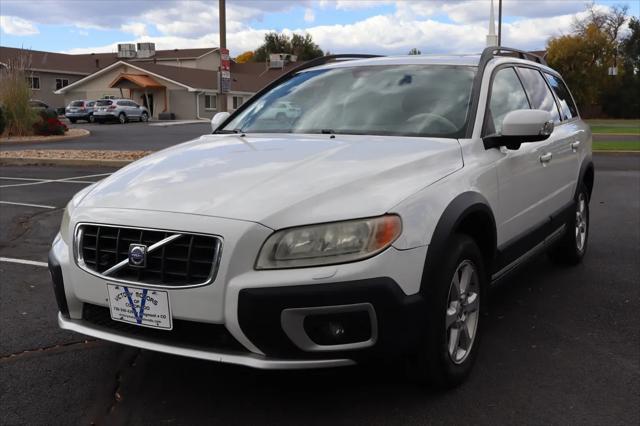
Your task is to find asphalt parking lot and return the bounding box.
[0,155,639,425]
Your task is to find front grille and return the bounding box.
[83,304,246,352]
[77,224,222,287]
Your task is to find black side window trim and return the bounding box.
[481,64,532,138]
[542,72,580,123]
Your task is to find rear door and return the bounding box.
[543,72,585,200]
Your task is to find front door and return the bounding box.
[486,66,554,250]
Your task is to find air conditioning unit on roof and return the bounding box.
[117,43,136,59]
[136,42,156,58]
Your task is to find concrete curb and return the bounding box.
[0,129,91,145]
[0,157,130,167]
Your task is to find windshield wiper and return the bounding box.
[214,128,243,134]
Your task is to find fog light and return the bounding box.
[303,311,371,346]
[329,322,345,338]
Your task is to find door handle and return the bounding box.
[539,152,553,164]
[571,141,581,151]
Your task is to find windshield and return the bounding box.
[223,65,476,138]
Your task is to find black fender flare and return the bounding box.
[419,191,497,293]
[578,156,595,200]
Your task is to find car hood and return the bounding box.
[80,133,462,229]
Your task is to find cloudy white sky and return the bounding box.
[0,0,638,56]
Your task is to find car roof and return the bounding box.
[304,53,556,75]
[308,54,482,71]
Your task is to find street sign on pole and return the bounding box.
[220,47,231,93]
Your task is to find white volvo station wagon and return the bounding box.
[49,47,593,387]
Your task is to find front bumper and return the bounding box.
[58,313,354,369]
[50,209,427,369]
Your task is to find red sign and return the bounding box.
[221,47,230,71]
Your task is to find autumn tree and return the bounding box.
[547,3,634,116]
[546,24,616,109]
[253,32,324,62]
[235,51,254,63]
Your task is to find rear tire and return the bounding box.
[88,114,95,123]
[69,118,77,124]
[407,234,485,388]
[118,113,127,124]
[548,183,589,265]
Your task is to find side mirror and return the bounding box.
[211,112,230,132]
[484,109,554,150]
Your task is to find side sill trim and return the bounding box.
[58,313,355,370]
[491,225,565,284]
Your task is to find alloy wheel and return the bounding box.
[575,193,587,252]
[445,260,480,364]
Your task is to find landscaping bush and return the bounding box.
[33,112,68,136]
[0,107,6,135]
[0,53,38,136]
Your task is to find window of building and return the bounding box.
[517,67,561,124]
[28,76,40,90]
[55,78,69,90]
[205,94,217,110]
[544,73,579,120]
[233,96,244,109]
[485,67,530,135]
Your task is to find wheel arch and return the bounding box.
[420,192,497,293]
[579,158,595,200]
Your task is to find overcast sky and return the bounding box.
[0,0,638,56]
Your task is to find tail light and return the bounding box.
[107,105,116,110]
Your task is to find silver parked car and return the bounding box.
[93,99,150,124]
[65,100,96,123]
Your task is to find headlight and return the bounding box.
[255,215,402,269]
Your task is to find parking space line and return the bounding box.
[0,257,48,268]
[0,172,111,189]
[0,201,57,209]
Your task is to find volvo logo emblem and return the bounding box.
[128,244,147,268]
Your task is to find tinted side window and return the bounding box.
[544,73,578,120]
[517,67,561,124]
[487,67,530,135]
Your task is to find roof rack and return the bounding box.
[480,46,547,66]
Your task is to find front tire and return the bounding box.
[548,183,589,265]
[140,112,149,122]
[408,234,485,388]
[88,114,95,123]
[69,118,77,124]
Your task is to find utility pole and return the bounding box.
[218,0,228,112]
[498,0,503,46]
